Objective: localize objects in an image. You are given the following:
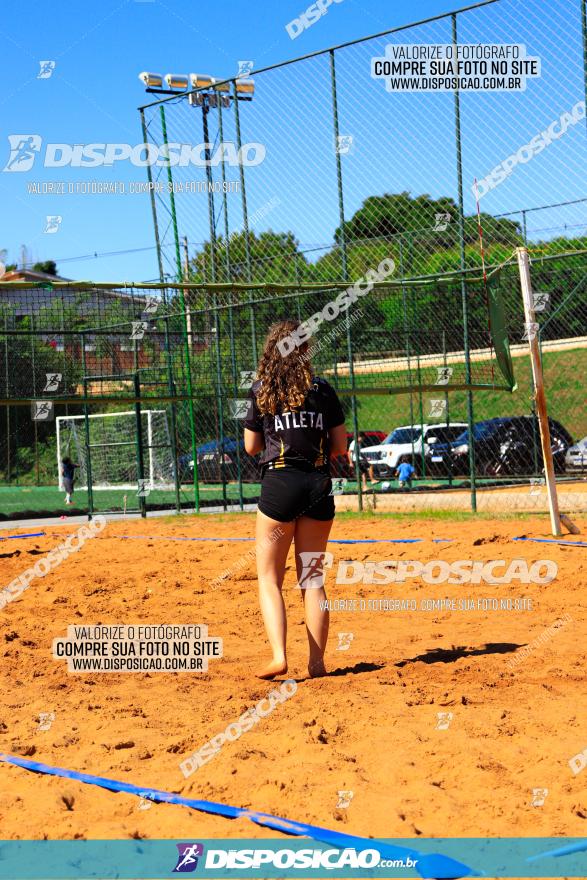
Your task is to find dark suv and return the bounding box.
[427,416,573,477]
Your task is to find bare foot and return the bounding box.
[308,658,327,678]
[256,658,288,680]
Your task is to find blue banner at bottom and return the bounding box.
[0,838,585,879]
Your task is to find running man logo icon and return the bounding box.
[31,401,54,421]
[533,291,550,312]
[336,135,354,155]
[45,215,62,234]
[44,372,62,392]
[4,135,42,172]
[38,712,55,731]
[523,321,539,342]
[230,399,251,420]
[37,60,56,79]
[436,711,453,730]
[336,632,354,651]
[530,788,548,806]
[130,321,149,340]
[173,843,204,873]
[435,366,453,386]
[336,790,354,808]
[297,551,334,589]
[429,399,447,418]
[142,295,159,314]
[237,60,254,76]
[433,212,451,231]
[239,370,256,389]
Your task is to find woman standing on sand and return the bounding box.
[244,320,348,681]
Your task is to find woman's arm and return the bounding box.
[329,423,348,458]
[244,428,264,456]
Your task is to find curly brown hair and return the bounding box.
[255,320,312,415]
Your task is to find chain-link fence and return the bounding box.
[0,245,585,518]
[138,0,587,287]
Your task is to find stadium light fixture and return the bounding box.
[235,78,255,100]
[138,71,163,89]
[164,73,190,91]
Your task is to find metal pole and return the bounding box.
[4,314,10,483]
[140,109,165,284]
[30,313,39,485]
[517,247,563,536]
[162,107,200,511]
[81,333,94,519]
[522,210,528,246]
[159,106,183,282]
[217,98,232,282]
[201,99,218,282]
[399,240,417,473]
[232,83,257,364]
[213,296,228,511]
[581,0,587,135]
[330,48,362,510]
[134,373,147,518]
[164,316,181,514]
[452,12,477,512]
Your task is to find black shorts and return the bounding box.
[258,466,334,523]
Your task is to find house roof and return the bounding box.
[0,269,72,283]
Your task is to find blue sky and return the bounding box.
[0,0,585,282]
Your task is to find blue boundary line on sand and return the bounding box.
[0,532,45,541]
[0,753,476,879]
[111,535,454,544]
[514,537,587,548]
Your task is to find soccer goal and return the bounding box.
[56,410,175,491]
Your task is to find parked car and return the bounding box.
[360,423,468,479]
[428,416,573,477]
[332,430,387,478]
[183,438,261,483]
[565,436,587,472]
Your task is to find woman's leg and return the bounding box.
[294,516,333,678]
[255,509,295,680]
